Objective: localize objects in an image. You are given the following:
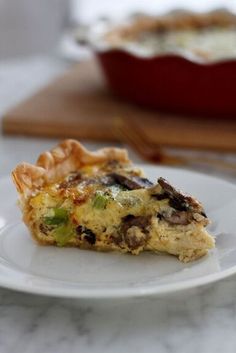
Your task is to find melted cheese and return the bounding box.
[74,189,158,235]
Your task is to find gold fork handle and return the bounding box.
[114,117,236,173]
[179,155,236,172]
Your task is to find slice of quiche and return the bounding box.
[12,139,214,262]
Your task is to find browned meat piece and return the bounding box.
[124,228,147,249]
[112,215,151,250]
[121,215,151,233]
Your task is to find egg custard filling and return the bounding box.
[12,140,214,263]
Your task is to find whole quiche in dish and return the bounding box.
[77,10,236,116]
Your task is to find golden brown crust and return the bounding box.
[105,10,236,44]
[12,139,130,202]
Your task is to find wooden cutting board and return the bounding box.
[3,60,236,151]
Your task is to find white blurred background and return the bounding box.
[0,0,236,59]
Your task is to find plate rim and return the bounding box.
[1,165,236,299]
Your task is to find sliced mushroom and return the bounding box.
[158,210,190,225]
[158,177,202,212]
[108,173,154,190]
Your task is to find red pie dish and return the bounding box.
[76,10,236,117]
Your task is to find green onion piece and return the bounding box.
[44,208,68,225]
[92,192,108,209]
[52,224,74,246]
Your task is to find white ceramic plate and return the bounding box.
[1,166,236,299]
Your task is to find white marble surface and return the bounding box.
[1,56,236,353]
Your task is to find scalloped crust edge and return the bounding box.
[12,139,130,202]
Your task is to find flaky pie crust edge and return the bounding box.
[12,139,130,202]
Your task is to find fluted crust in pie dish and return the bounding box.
[12,139,130,202]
